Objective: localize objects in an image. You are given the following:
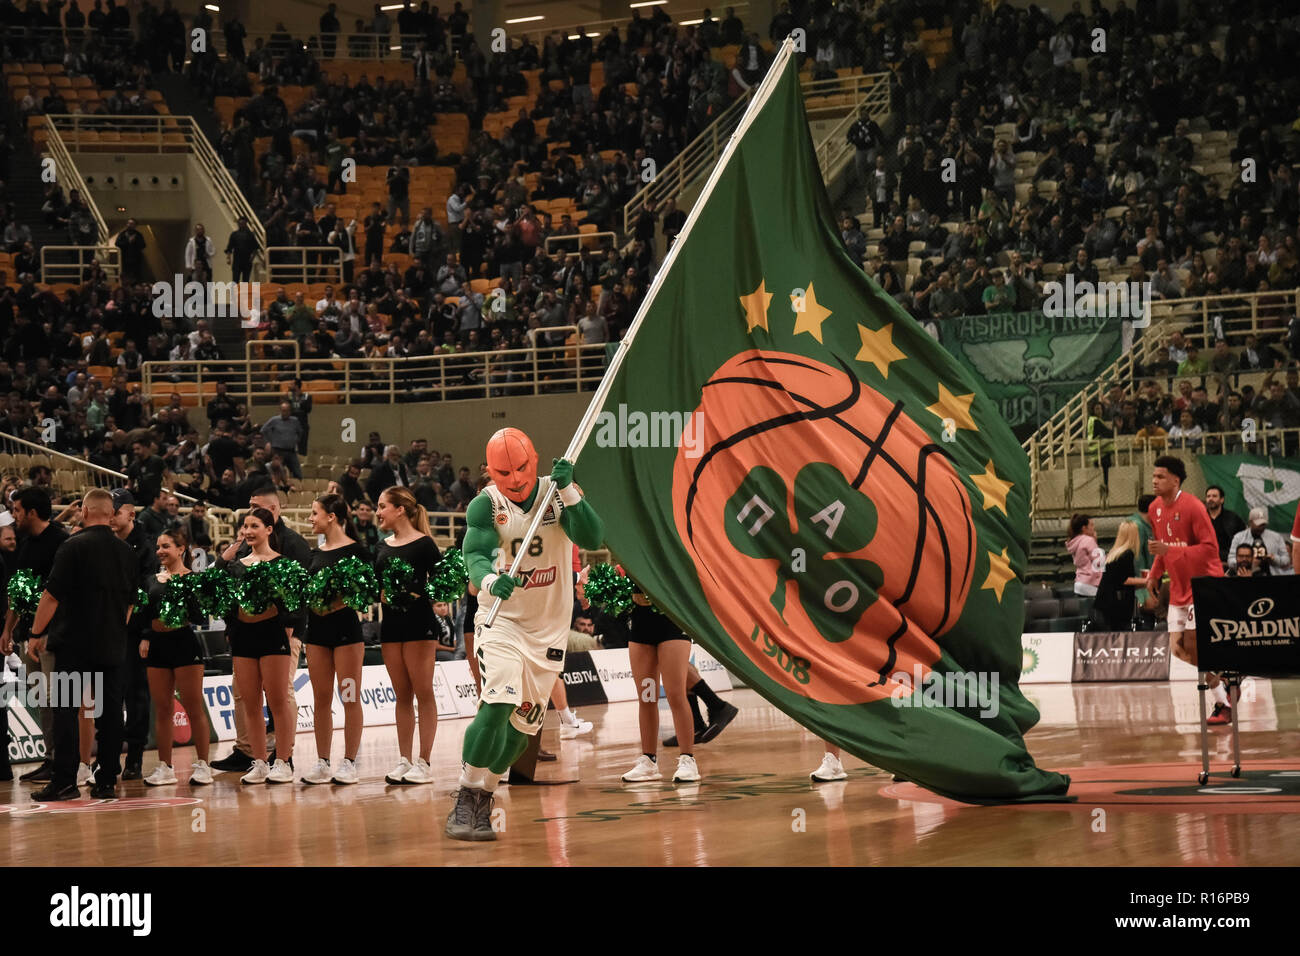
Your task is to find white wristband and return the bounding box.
[480,573,500,593]
[559,484,582,506]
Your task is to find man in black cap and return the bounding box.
[29,489,137,800]
[0,488,70,784]
[110,488,157,779]
[210,484,312,772]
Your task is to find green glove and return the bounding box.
[488,574,519,599]
[550,457,574,488]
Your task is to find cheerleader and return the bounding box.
[218,509,297,784]
[620,586,699,784]
[302,494,371,785]
[374,486,441,785]
[141,528,213,786]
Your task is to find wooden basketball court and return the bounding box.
[3,682,1297,866]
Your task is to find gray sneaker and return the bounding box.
[445,788,478,841]
[470,788,498,842]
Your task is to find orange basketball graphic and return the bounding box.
[672,350,975,705]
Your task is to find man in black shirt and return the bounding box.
[210,485,312,772]
[206,381,240,428]
[125,438,166,505]
[1205,485,1246,568]
[224,216,261,285]
[30,489,137,800]
[111,489,157,778]
[0,488,70,783]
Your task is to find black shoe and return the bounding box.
[210,749,255,773]
[662,727,706,748]
[537,748,557,762]
[20,760,54,783]
[90,780,117,799]
[470,789,498,841]
[121,760,143,781]
[32,782,80,802]
[698,702,739,743]
[445,787,478,841]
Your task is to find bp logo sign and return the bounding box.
[1022,646,1040,675]
[673,351,975,706]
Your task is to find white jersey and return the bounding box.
[473,483,574,655]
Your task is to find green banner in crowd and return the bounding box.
[1198,454,1300,535]
[937,311,1122,441]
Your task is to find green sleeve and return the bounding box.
[560,497,605,551]
[462,494,501,589]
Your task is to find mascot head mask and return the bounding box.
[486,427,538,503]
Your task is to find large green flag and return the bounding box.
[576,45,1070,803]
[1198,454,1300,534]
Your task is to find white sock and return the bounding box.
[459,764,488,790]
[562,707,578,724]
[483,773,500,793]
[1211,683,1230,707]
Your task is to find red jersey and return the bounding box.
[1147,490,1223,606]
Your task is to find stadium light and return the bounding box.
[505,16,545,24]
[629,1,668,7]
[204,3,219,11]
[379,3,404,10]
[680,18,703,25]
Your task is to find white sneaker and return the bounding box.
[385,757,413,785]
[622,754,662,782]
[143,763,178,786]
[302,757,333,785]
[673,754,701,783]
[189,760,214,786]
[241,759,270,785]
[811,752,847,782]
[76,762,94,787]
[559,712,594,738]
[332,758,359,785]
[267,759,295,784]
[402,758,434,785]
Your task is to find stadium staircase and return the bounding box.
[5,136,72,252]
[152,71,224,153]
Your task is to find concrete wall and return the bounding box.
[72,151,238,283]
[239,391,592,469]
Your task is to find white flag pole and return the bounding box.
[483,38,797,628]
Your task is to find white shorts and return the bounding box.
[475,626,564,736]
[1168,603,1195,633]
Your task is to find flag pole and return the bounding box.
[483,38,797,627]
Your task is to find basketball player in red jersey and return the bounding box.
[1146,455,1231,723]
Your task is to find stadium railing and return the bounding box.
[38,244,121,284]
[266,246,345,286]
[1026,289,1300,472]
[40,116,109,245]
[1028,426,1300,517]
[622,69,890,236]
[141,338,609,406]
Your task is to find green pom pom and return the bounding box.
[190,567,237,618]
[585,563,634,617]
[157,574,196,629]
[237,558,307,614]
[308,557,378,614]
[134,588,151,616]
[380,557,419,610]
[426,548,468,603]
[7,569,43,619]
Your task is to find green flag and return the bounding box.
[577,44,1070,803]
[1198,453,1300,534]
